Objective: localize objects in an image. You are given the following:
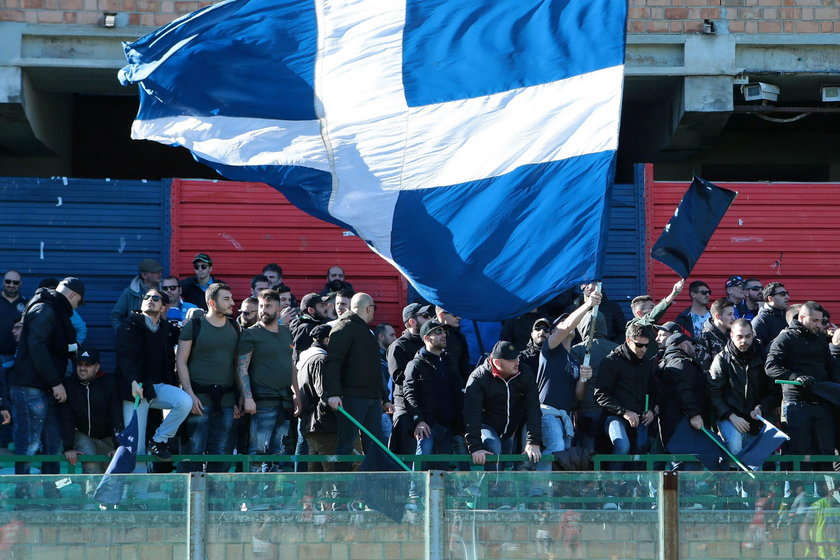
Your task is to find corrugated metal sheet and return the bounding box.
[602,175,646,318]
[645,164,840,319]
[170,179,407,328]
[0,177,169,371]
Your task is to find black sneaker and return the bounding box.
[148,440,172,461]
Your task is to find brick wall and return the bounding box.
[628,0,840,34]
[0,0,838,33]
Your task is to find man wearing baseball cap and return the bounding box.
[59,344,123,475]
[10,276,84,480]
[180,253,222,310]
[463,340,542,467]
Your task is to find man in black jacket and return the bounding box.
[60,345,123,474]
[463,341,542,467]
[593,323,655,467]
[325,293,390,469]
[180,253,222,310]
[400,321,465,469]
[709,319,777,456]
[751,281,790,350]
[435,306,471,386]
[765,301,840,466]
[291,293,330,361]
[117,288,192,462]
[658,332,711,460]
[11,277,83,476]
[298,324,336,472]
[387,303,430,453]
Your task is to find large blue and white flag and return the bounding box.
[119,0,627,320]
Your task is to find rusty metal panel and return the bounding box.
[645,164,840,319]
[170,179,407,328]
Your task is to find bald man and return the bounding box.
[324,293,391,470]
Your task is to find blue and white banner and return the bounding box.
[120,0,627,320]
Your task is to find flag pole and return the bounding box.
[775,379,802,385]
[583,281,602,367]
[337,405,412,472]
[700,426,755,478]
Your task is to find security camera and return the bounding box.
[741,82,780,102]
[822,85,840,103]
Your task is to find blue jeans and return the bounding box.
[717,419,756,456]
[248,404,290,472]
[605,415,649,470]
[180,401,234,473]
[480,425,514,471]
[416,423,467,470]
[123,383,192,472]
[11,386,62,475]
[574,410,603,453]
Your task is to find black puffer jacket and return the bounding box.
[463,362,542,452]
[400,349,463,431]
[291,313,326,362]
[657,344,710,445]
[12,288,76,391]
[708,340,777,431]
[593,343,655,417]
[751,305,787,350]
[387,329,423,411]
[60,374,123,450]
[765,319,840,403]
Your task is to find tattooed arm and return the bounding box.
[237,351,256,414]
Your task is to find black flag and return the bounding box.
[651,176,737,278]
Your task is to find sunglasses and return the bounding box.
[416,312,431,319]
[240,310,255,316]
[694,290,711,296]
[772,291,789,297]
[161,285,179,291]
[746,286,762,291]
[630,340,650,348]
[4,279,21,285]
[193,263,209,270]
[143,294,162,302]
[534,326,551,332]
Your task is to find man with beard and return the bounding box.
[766,301,840,467]
[319,265,354,296]
[387,303,431,453]
[708,319,777,455]
[0,270,24,449]
[752,282,790,350]
[695,298,736,372]
[518,318,550,378]
[593,323,655,467]
[177,282,239,472]
[736,278,763,321]
[291,293,330,361]
[658,332,711,466]
[116,287,191,462]
[237,297,259,329]
[400,321,465,468]
[237,289,299,472]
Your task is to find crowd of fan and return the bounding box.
[2,257,840,501]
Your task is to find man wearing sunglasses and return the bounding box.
[180,253,222,311]
[736,278,763,321]
[388,303,432,454]
[162,276,198,327]
[675,281,712,340]
[751,282,790,351]
[1,271,26,447]
[110,258,163,331]
[593,322,656,467]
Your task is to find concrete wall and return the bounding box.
[2,0,839,33]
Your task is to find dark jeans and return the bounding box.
[11,386,61,475]
[784,401,835,470]
[335,396,383,471]
[179,402,234,473]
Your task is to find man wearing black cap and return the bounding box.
[181,253,221,310]
[399,321,465,467]
[291,293,331,361]
[59,344,123,474]
[387,303,432,453]
[111,258,164,331]
[657,332,711,453]
[463,340,542,466]
[518,318,551,379]
[10,276,83,477]
[297,324,337,472]
[724,275,745,307]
